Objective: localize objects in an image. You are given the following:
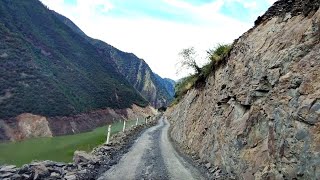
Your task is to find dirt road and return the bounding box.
[98,116,204,180]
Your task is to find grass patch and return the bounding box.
[0,118,145,167]
[171,75,198,106]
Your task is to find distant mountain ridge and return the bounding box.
[154,74,175,97]
[53,11,175,108]
[0,0,149,119]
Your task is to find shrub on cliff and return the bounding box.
[207,44,231,64]
[174,75,197,99]
[176,47,202,75]
[171,44,231,106]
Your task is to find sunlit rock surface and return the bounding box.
[166,1,320,179]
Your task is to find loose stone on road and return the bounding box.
[98,117,204,180]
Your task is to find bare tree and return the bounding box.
[177,47,201,75]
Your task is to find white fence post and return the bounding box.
[106,125,111,144]
[136,118,139,126]
[122,120,126,132]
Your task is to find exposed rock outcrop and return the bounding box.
[166,1,320,179]
[16,113,52,139]
[255,0,320,26]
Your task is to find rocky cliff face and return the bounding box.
[89,40,175,108]
[166,1,320,179]
[154,74,176,98]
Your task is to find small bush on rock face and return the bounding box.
[203,44,231,75]
[171,44,231,106]
[199,44,231,79]
[176,47,202,75]
[171,75,198,106]
[207,44,231,64]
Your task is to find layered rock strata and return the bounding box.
[166,1,320,179]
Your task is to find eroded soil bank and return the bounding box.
[0,105,156,142]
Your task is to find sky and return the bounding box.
[40,0,277,80]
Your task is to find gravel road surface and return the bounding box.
[98,116,204,180]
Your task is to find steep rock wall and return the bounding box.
[166,1,320,179]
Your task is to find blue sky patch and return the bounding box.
[220,1,251,21]
[183,0,215,6]
[220,1,271,22]
[98,0,197,23]
[64,0,77,6]
[59,0,272,24]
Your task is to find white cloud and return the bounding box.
[95,17,249,78]
[266,0,277,5]
[40,0,274,80]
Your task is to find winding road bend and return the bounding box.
[98,116,204,180]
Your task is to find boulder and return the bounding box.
[0,172,14,179]
[64,172,77,180]
[31,163,50,179]
[73,151,98,164]
[0,165,17,173]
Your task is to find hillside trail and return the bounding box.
[98,116,205,180]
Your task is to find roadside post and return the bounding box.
[136,118,139,126]
[106,125,111,144]
[122,120,126,132]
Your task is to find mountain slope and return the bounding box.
[154,74,175,97]
[53,12,174,108]
[166,0,320,179]
[0,0,148,119]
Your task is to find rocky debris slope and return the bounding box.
[166,1,320,179]
[0,119,158,180]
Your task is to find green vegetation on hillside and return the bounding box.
[53,12,174,107]
[172,44,231,105]
[0,119,144,167]
[0,0,147,119]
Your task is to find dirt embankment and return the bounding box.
[0,105,156,142]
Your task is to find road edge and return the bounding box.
[166,116,225,179]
